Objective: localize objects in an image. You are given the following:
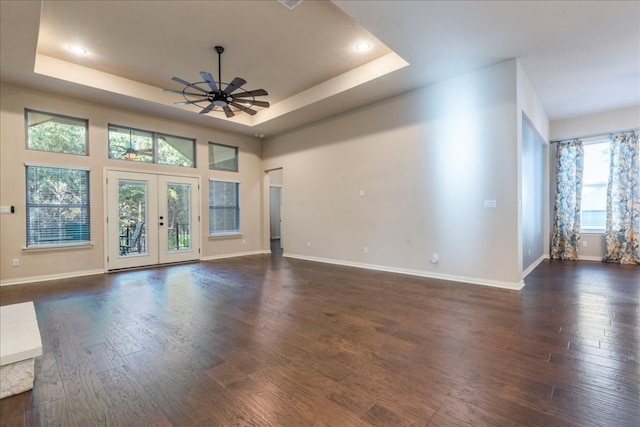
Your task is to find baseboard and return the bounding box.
[542,255,604,262]
[0,251,272,287]
[578,256,604,262]
[284,253,524,290]
[523,255,546,278]
[0,269,104,287]
[201,250,270,261]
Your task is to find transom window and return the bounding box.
[26,109,88,155]
[108,124,195,168]
[209,142,238,171]
[26,165,91,246]
[209,180,240,234]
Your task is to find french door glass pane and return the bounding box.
[119,180,147,256]
[167,183,191,252]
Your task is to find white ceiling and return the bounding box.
[1,0,638,138]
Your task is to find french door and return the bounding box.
[106,170,200,270]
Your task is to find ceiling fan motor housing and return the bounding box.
[209,93,230,107]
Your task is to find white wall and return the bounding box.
[516,60,550,275]
[0,82,265,285]
[550,105,639,141]
[549,105,640,260]
[263,60,526,288]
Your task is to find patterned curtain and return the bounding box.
[550,139,584,260]
[603,132,639,264]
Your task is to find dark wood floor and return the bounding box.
[1,246,638,426]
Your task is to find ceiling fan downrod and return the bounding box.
[215,46,224,91]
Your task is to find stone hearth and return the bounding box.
[1,301,42,399]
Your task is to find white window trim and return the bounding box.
[25,109,89,156]
[24,162,91,171]
[25,164,92,248]
[23,242,94,252]
[208,179,241,236]
[579,137,609,234]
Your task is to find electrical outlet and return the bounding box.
[307,242,311,248]
[582,241,588,247]
[12,259,19,267]
[431,253,438,264]
[242,239,246,245]
[364,246,368,254]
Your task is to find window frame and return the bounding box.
[25,109,89,156]
[208,179,241,236]
[108,124,196,168]
[580,138,610,234]
[209,142,239,172]
[25,164,91,248]
[157,132,196,168]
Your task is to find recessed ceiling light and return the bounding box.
[68,45,87,55]
[355,42,371,52]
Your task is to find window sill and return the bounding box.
[580,231,605,235]
[208,233,242,240]
[23,242,94,253]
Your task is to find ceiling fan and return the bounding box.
[164,46,270,118]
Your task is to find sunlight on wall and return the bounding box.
[422,73,486,233]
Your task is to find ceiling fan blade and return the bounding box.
[172,77,209,93]
[164,88,206,97]
[232,89,268,98]
[175,99,207,105]
[230,102,257,116]
[200,72,219,92]
[223,106,235,118]
[199,102,216,114]
[234,99,270,108]
[224,77,247,95]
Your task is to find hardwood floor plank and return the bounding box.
[102,320,145,357]
[360,403,414,427]
[96,365,172,427]
[0,256,637,426]
[58,358,117,426]
[30,399,72,427]
[551,385,639,427]
[84,342,125,374]
[31,352,66,406]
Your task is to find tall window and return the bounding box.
[26,166,91,246]
[108,125,195,168]
[209,143,238,171]
[209,180,240,234]
[581,140,610,232]
[26,110,88,155]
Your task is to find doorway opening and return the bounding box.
[267,168,283,253]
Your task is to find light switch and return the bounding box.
[483,200,497,208]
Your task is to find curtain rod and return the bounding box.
[550,127,639,144]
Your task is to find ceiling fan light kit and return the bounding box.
[124,148,137,160]
[164,45,270,118]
